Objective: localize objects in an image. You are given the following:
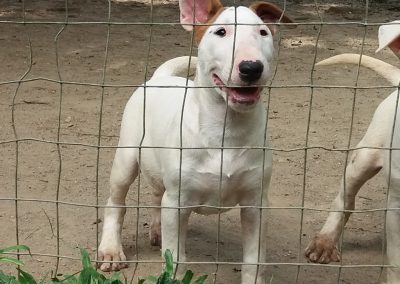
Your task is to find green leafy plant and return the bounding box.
[52,248,126,284]
[0,246,126,284]
[0,244,38,284]
[138,250,207,284]
[0,246,208,284]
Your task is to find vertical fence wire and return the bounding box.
[95,0,112,274]
[53,0,70,275]
[134,1,155,282]
[10,0,33,264]
[176,2,197,279]
[213,1,238,282]
[256,1,288,282]
[336,1,369,282]
[260,2,287,282]
[384,85,400,283]
[295,0,323,282]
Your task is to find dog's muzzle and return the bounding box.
[213,73,262,106]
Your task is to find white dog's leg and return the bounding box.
[241,203,268,284]
[306,141,383,263]
[98,147,138,271]
[306,94,398,264]
[150,189,163,246]
[386,190,400,283]
[386,142,400,284]
[161,191,191,268]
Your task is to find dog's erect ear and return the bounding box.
[249,2,294,35]
[376,21,400,56]
[179,0,223,31]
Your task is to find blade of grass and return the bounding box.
[78,268,91,284]
[146,275,158,282]
[193,275,207,284]
[18,268,38,284]
[0,270,18,284]
[164,250,174,275]
[181,270,193,284]
[0,245,30,254]
[79,249,93,269]
[0,256,24,266]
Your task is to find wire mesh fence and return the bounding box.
[0,0,399,283]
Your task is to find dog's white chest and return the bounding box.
[179,148,268,214]
[195,149,258,179]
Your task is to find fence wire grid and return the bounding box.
[0,0,399,283]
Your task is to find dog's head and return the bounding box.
[180,0,293,112]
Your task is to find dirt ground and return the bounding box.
[1,0,400,283]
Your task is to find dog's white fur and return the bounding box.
[98,1,291,283]
[305,22,400,283]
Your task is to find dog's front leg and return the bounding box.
[161,191,191,271]
[98,147,138,271]
[241,206,267,284]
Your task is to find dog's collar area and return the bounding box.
[212,73,261,105]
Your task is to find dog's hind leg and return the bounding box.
[98,146,139,272]
[305,145,383,264]
[305,132,386,264]
[386,190,400,283]
[386,136,400,283]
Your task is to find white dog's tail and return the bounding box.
[152,56,197,79]
[316,53,400,86]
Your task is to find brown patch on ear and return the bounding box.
[193,0,224,44]
[249,2,294,35]
[388,35,400,55]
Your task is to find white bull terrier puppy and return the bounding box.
[305,20,400,283]
[98,0,293,283]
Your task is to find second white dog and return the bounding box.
[305,21,400,283]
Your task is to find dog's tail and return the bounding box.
[152,56,197,79]
[316,53,400,86]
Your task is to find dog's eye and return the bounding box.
[260,29,268,36]
[214,27,226,37]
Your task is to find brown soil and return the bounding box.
[1,0,400,283]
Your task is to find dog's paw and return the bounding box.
[304,234,341,264]
[98,244,128,272]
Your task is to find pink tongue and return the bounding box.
[230,88,260,104]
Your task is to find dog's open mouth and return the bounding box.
[212,74,261,105]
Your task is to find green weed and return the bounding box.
[0,246,208,284]
[138,250,207,284]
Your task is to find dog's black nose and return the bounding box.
[239,60,264,82]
